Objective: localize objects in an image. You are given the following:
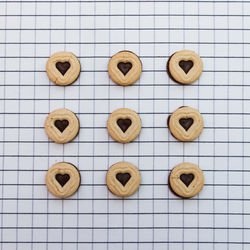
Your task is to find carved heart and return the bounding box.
[179,118,193,131]
[117,119,132,133]
[179,60,193,74]
[180,174,194,187]
[116,173,131,186]
[55,174,70,187]
[56,62,71,75]
[54,120,69,133]
[117,62,132,76]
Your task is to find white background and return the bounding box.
[0,0,250,249]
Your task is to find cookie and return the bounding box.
[46,162,81,198]
[46,51,81,86]
[108,51,142,86]
[45,108,79,143]
[106,162,141,197]
[169,162,204,198]
[167,50,203,84]
[107,108,142,143]
[168,106,203,141]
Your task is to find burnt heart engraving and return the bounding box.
[179,118,194,131]
[56,62,71,76]
[180,173,194,187]
[117,119,132,133]
[117,62,132,76]
[55,174,70,187]
[116,173,131,186]
[54,120,69,133]
[179,60,193,74]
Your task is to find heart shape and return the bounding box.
[55,174,70,187]
[180,173,194,187]
[179,118,193,131]
[117,62,132,76]
[116,173,131,186]
[117,119,132,133]
[54,120,69,133]
[56,62,71,76]
[179,60,193,74]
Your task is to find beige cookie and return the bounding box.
[46,162,81,198]
[168,106,203,141]
[45,108,79,143]
[107,108,141,143]
[106,162,141,197]
[46,51,81,86]
[169,162,204,198]
[108,51,142,86]
[167,50,203,84]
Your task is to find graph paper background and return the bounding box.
[0,0,250,249]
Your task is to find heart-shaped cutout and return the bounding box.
[116,173,131,186]
[54,120,69,133]
[117,62,132,76]
[179,118,193,131]
[180,173,194,187]
[117,119,132,133]
[179,60,193,74]
[55,174,70,187]
[56,62,71,76]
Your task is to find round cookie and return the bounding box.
[106,162,141,197]
[45,108,79,143]
[107,108,142,143]
[46,51,81,86]
[108,51,142,86]
[167,50,203,84]
[46,162,81,198]
[168,106,203,141]
[169,162,204,198]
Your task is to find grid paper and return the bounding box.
[0,0,250,249]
